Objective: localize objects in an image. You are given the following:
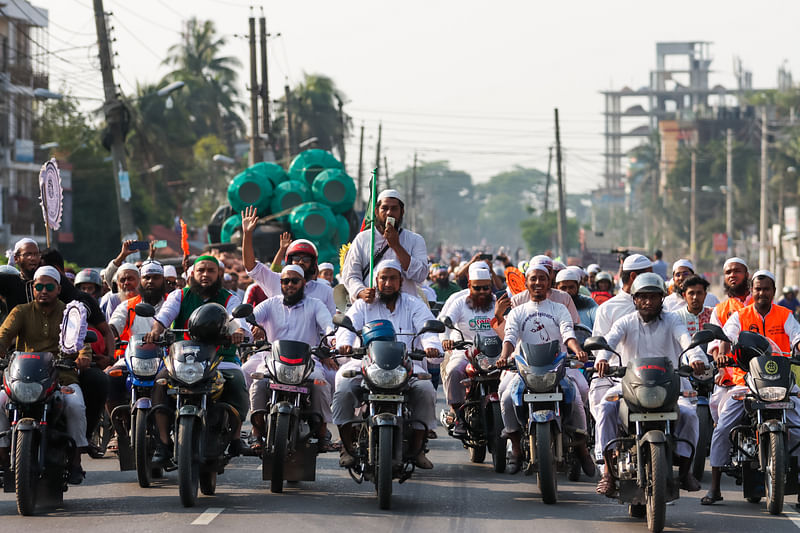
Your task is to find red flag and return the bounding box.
[180,219,189,257]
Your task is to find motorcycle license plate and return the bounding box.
[269,383,308,394]
[765,402,793,409]
[368,394,405,402]
[523,393,562,402]
[629,412,678,422]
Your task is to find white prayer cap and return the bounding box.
[469,268,492,281]
[552,260,566,272]
[163,265,178,278]
[672,259,694,272]
[724,257,748,271]
[531,255,553,268]
[140,261,164,277]
[377,189,403,203]
[13,238,37,254]
[223,273,233,282]
[469,261,490,273]
[318,262,334,272]
[281,265,305,277]
[622,254,652,271]
[587,264,601,274]
[566,265,586,277]
[374,259,403,277]
[752,269,775,282]
[525,263,549,277]
[555,268,581,284]
[33,265,60,284]
[116,263,140,278]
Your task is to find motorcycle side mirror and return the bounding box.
[418,319,446,335]
[702,323,730,343]
[84,330,98,344]
[688,329,715,349]
[232,304,253,319]
[333,313,356,333]
[135,303,156,318]
[443,316,455,329]
[583,336,612,353]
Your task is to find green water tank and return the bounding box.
[331,214,351,247]
[227,167,275,214]
[288,202,337,242]
[312,169,356,214]
[270,180,311,219]
[220,213,242,243]
[288,149,343,187]
[250,161,289,189]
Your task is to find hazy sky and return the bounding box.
[32,0,800,193]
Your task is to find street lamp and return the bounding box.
[212,154,236,165]
[33,88,63,100]
[156,81,185,97]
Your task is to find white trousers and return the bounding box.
[499,370,587,435]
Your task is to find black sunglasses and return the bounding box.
[471,285,492,292]
[280,278,302,285]
[34,283,56,292]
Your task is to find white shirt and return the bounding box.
[503,299,575,352]
[246,261,336,315]
[598,310,706,366]
[253,295,333,346]
[335,292,443,371]
[438,295,497,342]
[341,227,428,301]
[511,288,581,325]
[722,305,800,349]
[592,290,634,337]
[154,288,250,337]
[101,292,122,322]
[109,297,166,338]
[663,292,720,313]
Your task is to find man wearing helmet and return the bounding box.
[248,265,337,452]
[145,255,251,464]
[333,259,442,469]
[778,285,800,316]
[592,272,707,496]
[591,272,614,305]
[341,189,429,303]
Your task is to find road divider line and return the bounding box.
[788,507,800,530]
[191,507,224,525]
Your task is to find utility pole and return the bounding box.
[759,108,769,269]
[248,13,259,165]
[336,96,346,167]
[259,11,271,154]
[554,108,566,259]
[690,150,697,266]
[726,128,734,257]
[411,151,418,232]
[544,145,553,213]
[93,0,135,241]
[374,122,382,186]
[356,124,364,210]
[383,155,390,189]
[283,84,293,164]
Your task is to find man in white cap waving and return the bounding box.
[663,259,719,312]
[702,269,800,505]
[341,189,429,303]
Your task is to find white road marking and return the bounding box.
[788,507,800,530]
[191,507,224,525]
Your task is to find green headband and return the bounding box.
[193,255,219,266]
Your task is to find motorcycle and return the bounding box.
[513,340,589,504]
[136,301,253,508]
[583,331,707,533]
[440,316,506,473]
[1,324,97,515]
[108,334,167,487]
[334,314,445,510]
[703,323,800,515]
[247,338,329,493]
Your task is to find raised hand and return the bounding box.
[279,231,292,249]
[241,206,259,234]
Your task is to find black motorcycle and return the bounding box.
[334,314,445,510]
[583,332,705,533]
[1,329,97,515]
[137,301,252,508]
[440,317,505,472]
[704,323,800,514]
[248,338,328,493]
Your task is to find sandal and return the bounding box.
[506,455,520,475]
[249,438,264,455]
[700,493,723,505]
[596,474,617,497]
[318,437,341,453]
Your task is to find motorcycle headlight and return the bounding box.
[10,381,43,403]
[365,364,409,389]
[477,355,492,371]
[174,361,205,384]
[130,357,161,378]
[759,386,788,402]
[276,363,305,385]
[522,369,559,392]
[636,386,667,409]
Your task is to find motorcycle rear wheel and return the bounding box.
[765,431,785,515]
[177,417,199,508]
[645,443,667,533]
[469,445,487,463]
[270,412,290,493]
[377,425,393,510]
[14,429,37,516]
[200,471,217,495]
[535,423,557,504]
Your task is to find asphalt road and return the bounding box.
[2,394,800,532]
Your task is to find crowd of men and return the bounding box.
[0,187,798,511]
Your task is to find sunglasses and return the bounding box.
[166,281,177,289]
[34,283,56,292]
[290,255,313,265]
[280,278,302,285]
[471,285,492,292]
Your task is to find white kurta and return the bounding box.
[246,261,336,315]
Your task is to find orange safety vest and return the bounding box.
[714,294,750,386]
[115,295,143,359]
[730,303,793,386]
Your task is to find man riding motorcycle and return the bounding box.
[555,267,597,329]
[593,273,705,496]
[333,259,441,469]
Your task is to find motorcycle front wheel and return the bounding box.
[692,404,711,482]
[14,429,37,516]
[177,417,199,507]
[535,422,557,504]
[134,409,152,488]
[270,412,290,493]
[765,431,785,515]
[377,425,393,510]
[645,443,667,533]
[490,402,506,473]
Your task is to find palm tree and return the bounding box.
[162,18,244,149]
